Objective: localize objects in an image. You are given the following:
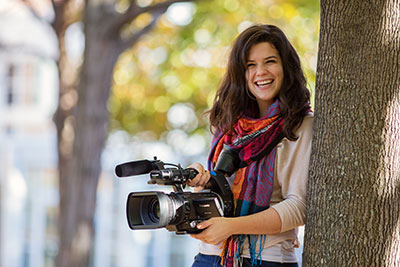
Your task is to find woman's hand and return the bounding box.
[190,208,283,245]
[186,163,211,190]
[190,217,236,245]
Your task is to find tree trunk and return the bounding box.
[303,0,400,266]
[56,9,120,267]
[52,6,82,266]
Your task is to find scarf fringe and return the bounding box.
[220,234,267,267]
[249,234,266,266]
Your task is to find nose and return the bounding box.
[256,65,268,76]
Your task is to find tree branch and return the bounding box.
[116,10,163,54]
[107,0,197,35]
[134,0,196,15]
[51,0,82,35]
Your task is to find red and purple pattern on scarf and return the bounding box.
[207,100,284,266]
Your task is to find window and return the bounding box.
[7,64,14,105]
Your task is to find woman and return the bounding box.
[187,24,313,267]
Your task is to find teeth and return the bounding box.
[256,80,273,86]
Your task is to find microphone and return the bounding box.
[115,160,155,177]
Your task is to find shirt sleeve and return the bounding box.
[271,114,313,233]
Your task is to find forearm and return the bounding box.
[192,207,282,245]
[229,207,282,235]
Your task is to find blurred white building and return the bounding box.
[0,1,199,267]
[0,1,59,267]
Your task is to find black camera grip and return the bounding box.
[184,168,199,180]
[206,171,234,217]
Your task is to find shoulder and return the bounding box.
[295,112,313,136]
[283,112,313,144]
[277,113,313,157]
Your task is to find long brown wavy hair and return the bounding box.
[208,24,310,140]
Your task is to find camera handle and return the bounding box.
[170,167,199,193]
[204,171,234,217]
[207,171,232,196]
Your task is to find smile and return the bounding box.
[255,79,273,87]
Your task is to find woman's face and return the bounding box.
[245,42,284,117]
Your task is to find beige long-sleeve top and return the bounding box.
[199,114,313,261]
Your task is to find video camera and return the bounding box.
[115,149,239,234]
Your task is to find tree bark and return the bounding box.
[56,9,120,266]
[303,0,400,266]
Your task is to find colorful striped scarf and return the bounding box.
[207,100,285,266]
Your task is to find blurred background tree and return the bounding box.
[49,1,199,267]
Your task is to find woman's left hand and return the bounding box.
[190,217,236,245]
[186,163,210,190]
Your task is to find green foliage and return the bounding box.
[109,0,319,139]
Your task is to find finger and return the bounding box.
[187,175,201,185]
[187,169,208,187]
[188,163,205,173]
[188,173,206,187]
[197,219,211,229]
[190,170,208,186]
[198,170,211,186]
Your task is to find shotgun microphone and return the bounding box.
[115,160,155,177]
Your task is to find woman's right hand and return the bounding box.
[186,163,211,190]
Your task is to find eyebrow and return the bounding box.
[247,56,278,62]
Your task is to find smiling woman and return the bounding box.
[187,24,312,267]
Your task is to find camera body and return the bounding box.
[116,149,238,234]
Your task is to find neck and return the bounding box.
[257,103,271,118]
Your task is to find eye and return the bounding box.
[247,63,255,68]
[265,60,276,64]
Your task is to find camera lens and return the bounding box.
[148,197,160,223]
[126,191,182,229]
